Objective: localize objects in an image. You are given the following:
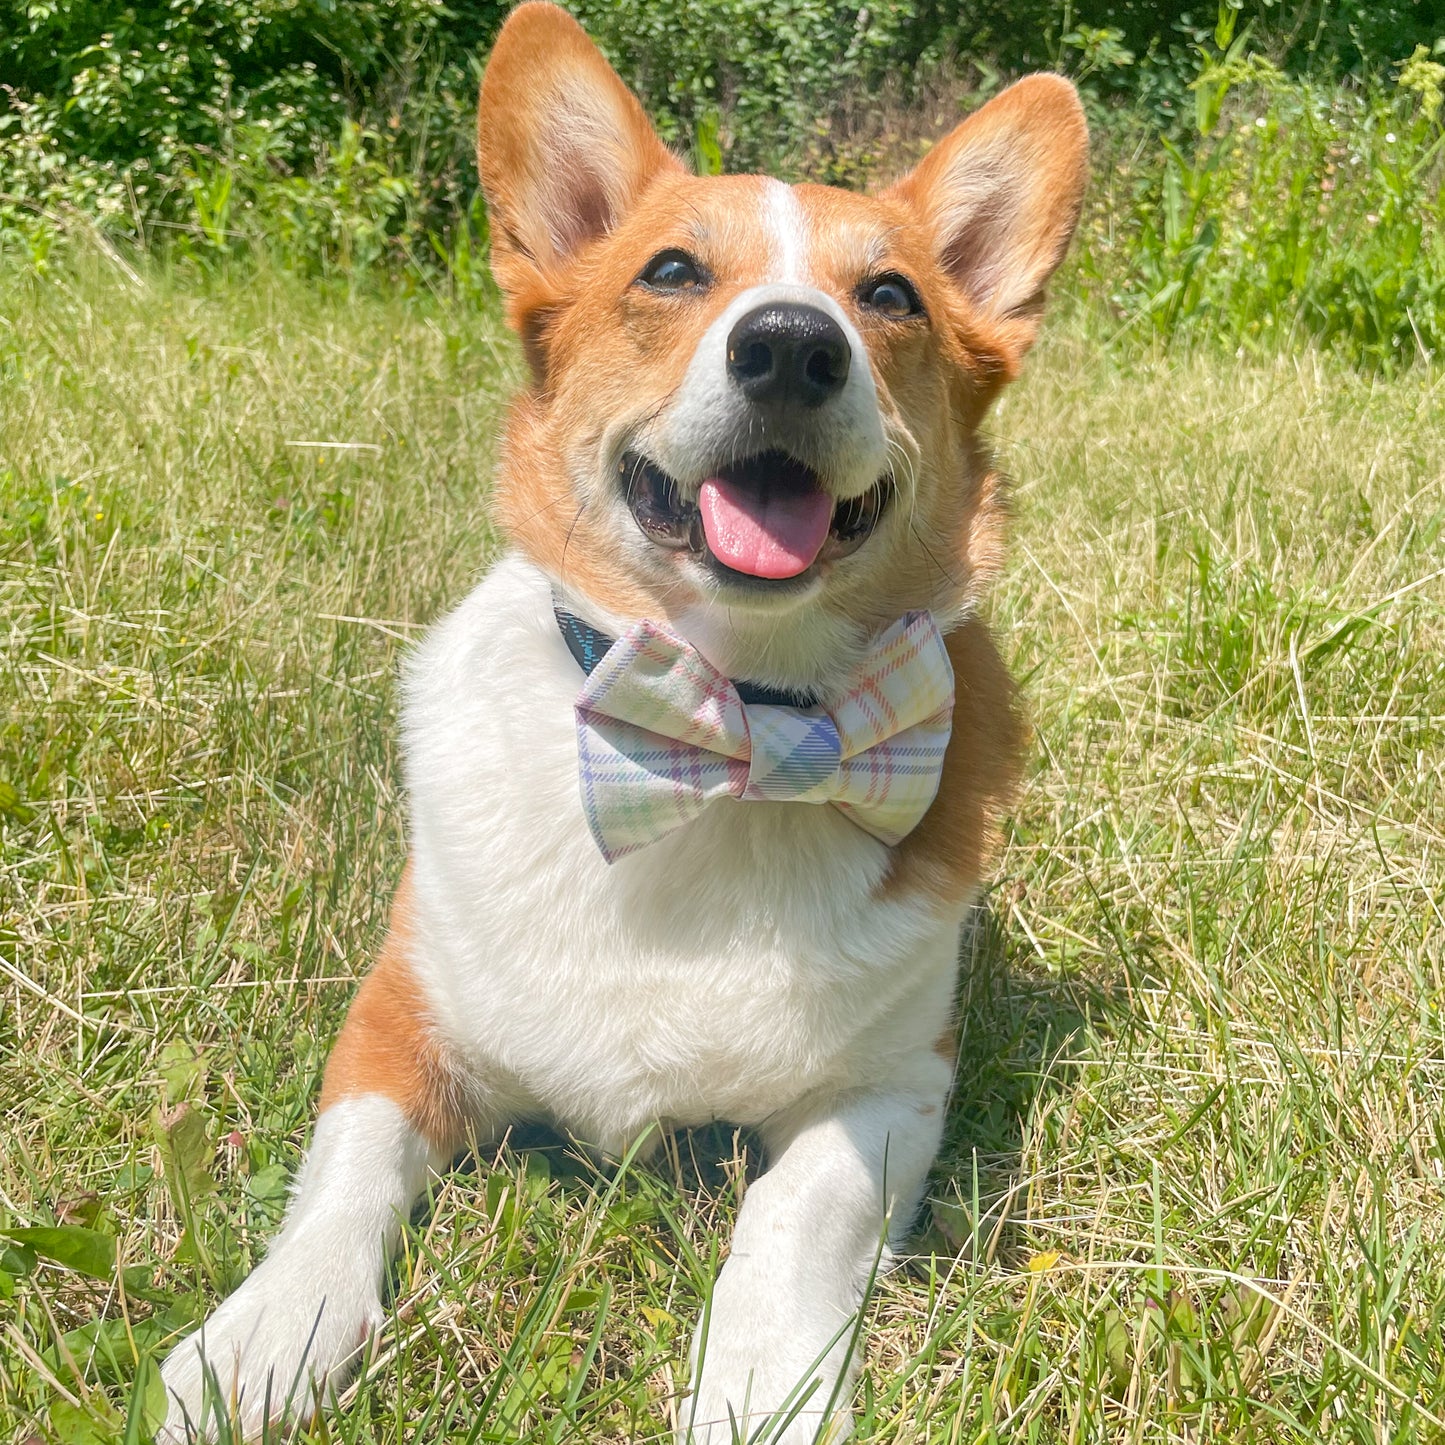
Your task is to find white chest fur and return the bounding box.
[400,554,966,1152]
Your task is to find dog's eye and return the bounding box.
[860,274,923,319]
[637,250,705,292]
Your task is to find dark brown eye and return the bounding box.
[637,250,705,292]
[860,273,923,319]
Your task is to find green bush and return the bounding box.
[1,0,1443,369]
[0,0,503,269]
[6,2,1443,242]
[1078,16,1445,370]
[568,0,924,170]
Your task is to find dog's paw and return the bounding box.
[681,1367,853,1445]
[681,1291,856,1445]
[156,1249,381,1443]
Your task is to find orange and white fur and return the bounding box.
[158,6,1087,1441]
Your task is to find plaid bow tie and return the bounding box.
[568,610,955,863]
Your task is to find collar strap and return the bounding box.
[553,605,823,710]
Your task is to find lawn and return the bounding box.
[2,253,1443,1443]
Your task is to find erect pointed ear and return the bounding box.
[885,74,1088,363]
[476,2,682,291]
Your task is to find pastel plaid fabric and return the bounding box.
[573,611,955,862]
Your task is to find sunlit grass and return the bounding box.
[2,254,1442,1442]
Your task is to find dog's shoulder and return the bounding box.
[877,613,1026,910]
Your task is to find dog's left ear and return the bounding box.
[477,1,682,294]
[886,75,1088,369]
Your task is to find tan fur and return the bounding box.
[491,173,782,620]
[319,866,464,1151]
[470,0,1083,1025]
[883,73,1091,372]
[475,1,682,288]
[156,20,1089,1439]
[880,614,1027,908]
[790,184,1019,637]
[932,1024,957,1063]
[473,0,1077,928]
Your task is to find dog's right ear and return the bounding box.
[477,2,681,295]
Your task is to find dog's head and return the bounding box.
[477,2,1087,687]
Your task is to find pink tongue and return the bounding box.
[698,477,833,579]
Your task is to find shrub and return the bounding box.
[0,0,503,267]
[2,1,1443,370]
[567,0,925,171]
[1077,16,1445,370]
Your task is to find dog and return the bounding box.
[156,5,1087,1439]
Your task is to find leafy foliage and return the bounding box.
[0,0,503,270]
[1077,16,1445,370]
[568,0,921,169]
[1,1,1443,357]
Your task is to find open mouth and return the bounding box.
[621,450,893,582]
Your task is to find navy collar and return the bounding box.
[553,605,823,710]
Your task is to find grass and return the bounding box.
[1,251,1443,1444]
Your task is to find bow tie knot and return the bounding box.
[738,708,842,803]
[571,611,955,862]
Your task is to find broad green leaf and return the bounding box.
[157,1042,205,1106]
[243,1162,290,1207]
[1100,1309,1132,1392]
[0,778,35,822]
[49,1396,125,1444]
[1,1240,36,1276]
[154,1100,217,1209]
[1,1225,118,1280]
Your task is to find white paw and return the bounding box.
[157,1246,381,1443]
[681,1282,857,1444]
[682,1365,853,1445]
[681,1354,855,1445]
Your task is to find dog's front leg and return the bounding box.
[158,877,467,1442]
[683,1053,950,1445]
[157,1094,442,1442]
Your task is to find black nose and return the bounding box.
[726,303,850,408]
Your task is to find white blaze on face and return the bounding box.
[648,282,888,501]
[765,179,809,285]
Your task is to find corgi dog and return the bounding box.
[157,5,1087,1440]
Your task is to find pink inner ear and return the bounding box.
[938,192,1020,308]
[477,4,685,276]
[531,117,621,257]
[883,75,1088,330]
[542,137,616,257]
